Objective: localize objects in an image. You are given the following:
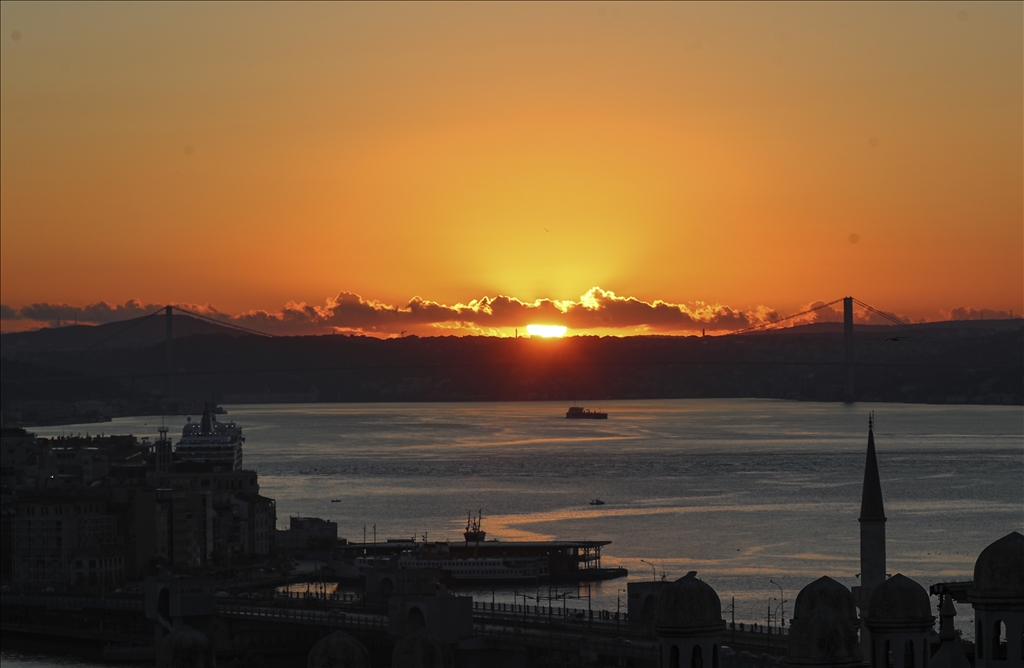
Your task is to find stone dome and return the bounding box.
[156,624,216,668]
[973,531,1024,598]
[787,604,862,667]
[391,630,453,668]
[867,574,934,629]
[654,571,725,635]
[307,630,371,668]
[791,577,858,625]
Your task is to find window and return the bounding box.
[995,620,1007,660]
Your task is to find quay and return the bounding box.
[0,585,794,666]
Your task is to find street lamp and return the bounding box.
[770,579,785,628]
[617,588,626,637]
[640,559,656,581]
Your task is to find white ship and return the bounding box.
[175,404,244,470]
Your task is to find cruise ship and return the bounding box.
[175,405,244,470]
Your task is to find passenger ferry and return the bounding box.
[566,406,608,419]
[333,512,625,585]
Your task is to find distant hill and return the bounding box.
[0,311,246,354]
[761,319,1023,336]
[2,318,1021,425]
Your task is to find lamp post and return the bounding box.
[617,588,626,637]
[640,559,656,581]
[770,579,785,628]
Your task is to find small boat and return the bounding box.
[566,406,608,419]
[589,499,606,506]
[331,499,342,503]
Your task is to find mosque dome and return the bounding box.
[792,577,859,625]
[654,571,725,635]
[786,577,862,667]
[156,625,215,668]
[972,531,1024,599]
[866,574,934,631]
[391,630,453,668]
[307,630,371,668]
[787,605,862,666]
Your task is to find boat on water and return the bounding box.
[332,511,626,585]
[175,404,245,470]
[566,406,608,419]
[589,499,605,506]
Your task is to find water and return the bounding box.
[12,398,1023,663]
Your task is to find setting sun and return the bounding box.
[526,324,567,338]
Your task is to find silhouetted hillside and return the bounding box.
[0,311,244,355]
[2,320,1020,424]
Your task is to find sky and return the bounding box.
[1,2,1021,337]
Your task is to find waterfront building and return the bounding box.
[9,489,123,587]
[1,421,277,585]
[0,427,38,469]
[277,515,340,552]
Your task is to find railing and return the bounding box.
[216,604,388,631]
[471,600,625,622]
[270,589,362,604]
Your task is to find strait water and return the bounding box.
[7,399,1022,665]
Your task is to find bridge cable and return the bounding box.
[81,308,166,352]
[726,298,844,336]
[171,306,274,338]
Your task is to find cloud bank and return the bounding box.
[1,288,1019,337]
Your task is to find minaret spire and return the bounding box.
[859,412,886,522]
[855,411,887,661]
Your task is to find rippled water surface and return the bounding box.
[15,398,1023,661]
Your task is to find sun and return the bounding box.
[526,324,567,338]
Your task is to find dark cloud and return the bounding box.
[1,299,164,324]
[943,306,1019,321]
[313,287,771,334]
[5,291,1014,337]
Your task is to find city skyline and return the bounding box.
[2,2,1021,336]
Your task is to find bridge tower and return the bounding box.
[844,296,855,403]
[165,305,173,396]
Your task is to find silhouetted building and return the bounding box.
[277,515,339,552]
[865,574,934,668]
[654,571,726,668]
[969,531,1024,667]
[786,576,862,667]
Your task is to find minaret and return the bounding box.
[156,425,172,474]
[855,413,887,660]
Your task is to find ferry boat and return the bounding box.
[175,404,245,470]
[566,406,608,419]
[333,512,626,585]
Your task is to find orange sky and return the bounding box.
[1,2,1021,336]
